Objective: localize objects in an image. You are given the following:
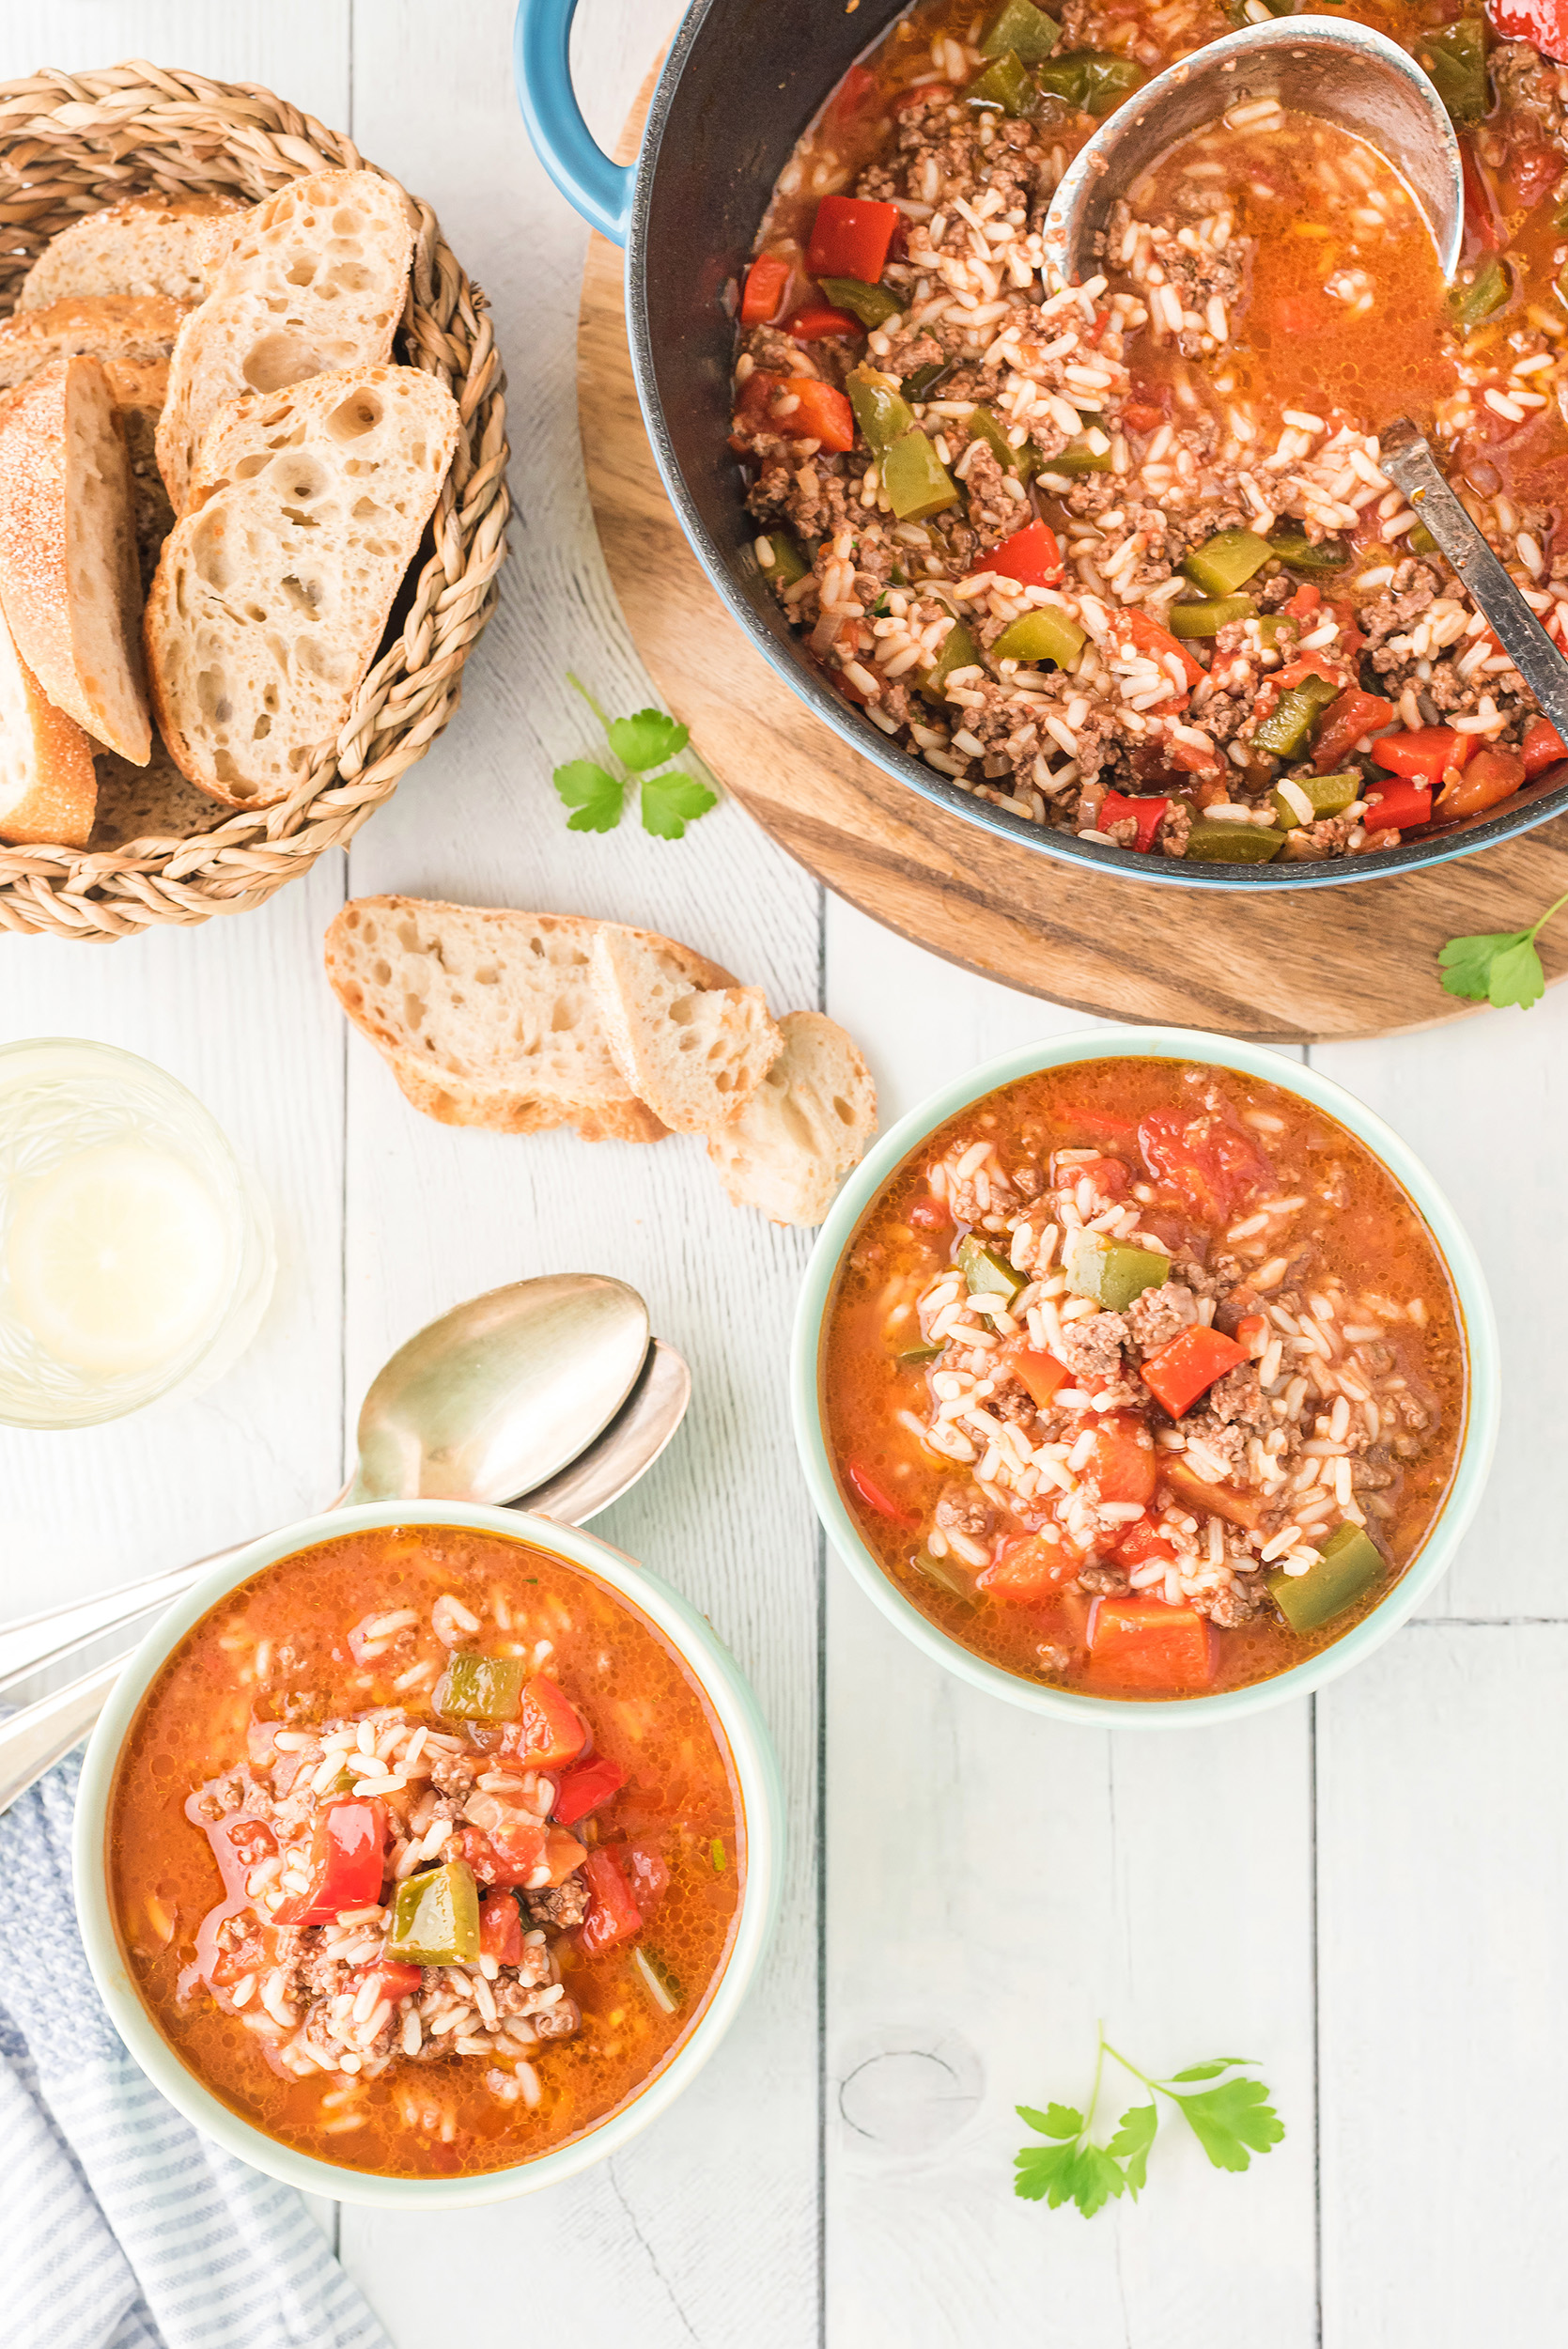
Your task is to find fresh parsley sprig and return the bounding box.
[551,674,718,840]
[1439,884,1568,1011]
[1014,2028,1283,2217]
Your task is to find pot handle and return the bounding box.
[513,0,636,247]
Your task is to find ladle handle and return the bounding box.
[1379,426,1568,744]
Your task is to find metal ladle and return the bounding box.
[0,1274,691,1811]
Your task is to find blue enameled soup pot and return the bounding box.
[514,0,1568,890]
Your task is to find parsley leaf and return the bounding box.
[1014,2032,1282,2217]
[1439,885,1568,1010]
[641,767,719,840]
[1014,2141,1084,2205]
[609,708,690,772]
[1169,2058,1253,2081]
[1106,2103,1157,2197]
[1167,2077,1286,2173]
[1017,2102,1083,2139]
[552,758,623,833]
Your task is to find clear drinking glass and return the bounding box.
[0,1038,276,1429]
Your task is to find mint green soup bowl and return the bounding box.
[73,1500,784,2205]
[791,1026,1499,1727]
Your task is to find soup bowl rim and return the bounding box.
[790,1023,1500,1726]
[72,1497,784,2206]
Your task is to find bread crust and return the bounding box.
[706,1010,877,1224]
[0,604,97,847]
[19,192,248,311]
[0,294,188,391]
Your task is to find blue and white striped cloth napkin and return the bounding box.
[0,1753,393,2349]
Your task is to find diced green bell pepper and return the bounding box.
[1271,770,1359,829]
[969,403,1037,478]
[921,616,981,703]
[386,1860,480,1966]
[896,1342,944,1367]
[903,357,958,402]
[1045,437,1113,476]
[847,366,915,458]
[818,274,903,328]
[957,1232,1026,1304]
[433,1650,524,1721]
[1252,672,1339,759]
[1447,256,1511,330]
[1035,51,1142,115]
[981,0,1062,64]
[967,49,1037,117]
[909,1548,977,1605]
[1408,522,1438,557]
[757,530,809,590]
[1255,614,1291,650]
[1267,528,1349,576]
[1064,1229,1170,1310]
[1419,17,1486,125]
[993,608,1086,667]
[1185,817,1287,863]
[1268,1520,1385,1633]
[882,428,961,521]
[1182,527,1273,598]
[1168,594,1254,638]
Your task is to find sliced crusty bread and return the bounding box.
[706,1011,877,1225]
[19,191,248,310]
[0,294,188,392]
[0,603,97,847]
[89,735,228,851]
[145,364,458,808]
[591,926,783,1134]
[156,167,414,514]
[0,355,150,765]
[323,898,738,1144]
[101,356,174,585]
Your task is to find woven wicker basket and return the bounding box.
[0,59,508,941]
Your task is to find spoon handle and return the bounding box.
[1379,422,1568,743]
[0,1659,128,1816]
[0,1541,259,1695]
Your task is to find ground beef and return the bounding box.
[1055,1311,1128,1382]
[525,1874,590,1930]
[989,1376,1037,1425]
[534,1994,582,2041]
[936,1482,993,1537]
[1077,1563,1130,1595]
[1491,39,1568,146]
[1207,1363,1271,1430]
[1359,558,1442,646]
[1182,1415,1248,1479]
[1197,1573,1271,1628]
[748,454,853,543]
[1125,1280,1198,1356]
[965,442,1018,542]
[429,1748,480,1798]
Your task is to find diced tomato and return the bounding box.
[1461,137,1503,253]
[1311,688,1394,771]
[1274,650,1346,692]
[624,1844,671,1908]
[1084,1411,1158,1506]
[892,79,950,111]
[1116,607,1204,690]
[846,1459,921,1529]
[1281,583,1320,621]
[1488,0,1568,63]
[986,519,1063,587]
[1097,789,1170,853]
[805,194,900,284]
[1504,136,1563,210]
[1137,1108,1272,1221]
[280,1797,386,1925]
[1123,401,1167,432]
[1165,738,1222,776]
[830,61,877,119]
[733,369,855,453]
[351,1957,424,2005]
[1372,725,1471,784]
[785,303,862,341]
[510,1676,589,1768]
[1086,1597,1218,1691]
[739,254,790,327]
[1235,1312,1268,1355]
[1160,1457,1265,1530]
[1140,1325,1248,1417]
[455,1821,544,1889]
[979,1530,1076,1604]
[543,1826,588,1886]
[1329,599,1367,662]
[478,1891,523,1967]
[909,1196,951,1229]
[1005,1345,1071,1409]
[551,1755,628,1828]
[1116,1517,1178,1569]
[1437,744,1526,817]
[1522,714,1568,775]
[1363,775,1433,832]
[579,1848,643,1956]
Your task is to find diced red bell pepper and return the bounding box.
[624,1844,671,1908]
[1489,0,1568,62]
[1160,1457,1265,1530]
[478,1892,524,1967]
[1086,1597,1218,1691]
[830,61,878,120]
[806,194,901,283]
[1118,607,1204,690]
[1522,714,1568,775]
[1372,725,1471,783]
[351,1957,424,2005]
[1437,744,1526,817]
[1140,1325,1248,1418]
[579,1848,644,1956]
[1234,1312,1268,1355]
[280,1797,387,1925]
[733,370,856,453]
[1137,1108,1272,1221]
[1461,136,1503,251]
[454,1821,545,1889]
[1504,136,1564,210]
[543,1826,588,1885]
[1097,789,1170,853]
[979,1530,1076,1604]
[1004,1345,1071,1409]
[511,1676,589,1768]
[1085,1411,1158,1506]
[847,1459,921,1529]
[551,1755,628,1828]
[1117,1517,1178,1569]
[1312,689,1394,771]
[1363,775,1433,832]
[986,519,1063,587]
[1274,650,1345,692]
[1281,583,1321,621]
[786,303,862,341]
[740,254,790,327]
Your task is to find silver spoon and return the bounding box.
[1041,17,1463,288]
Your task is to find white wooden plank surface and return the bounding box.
[0,3,1565,2345]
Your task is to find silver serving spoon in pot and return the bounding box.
[1041,17,1463,288]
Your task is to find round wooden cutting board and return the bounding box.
[576,84,1568,1041]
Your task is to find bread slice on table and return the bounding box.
[324,899,739,1143]
[156,167,414,515]
[706,1011,877,1225]
[145,364,458,809]
[591,926,783,1134]
[0,294,189,392]
[0,604,97,847]
[0,355,150,765]
[19,191,248,310]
